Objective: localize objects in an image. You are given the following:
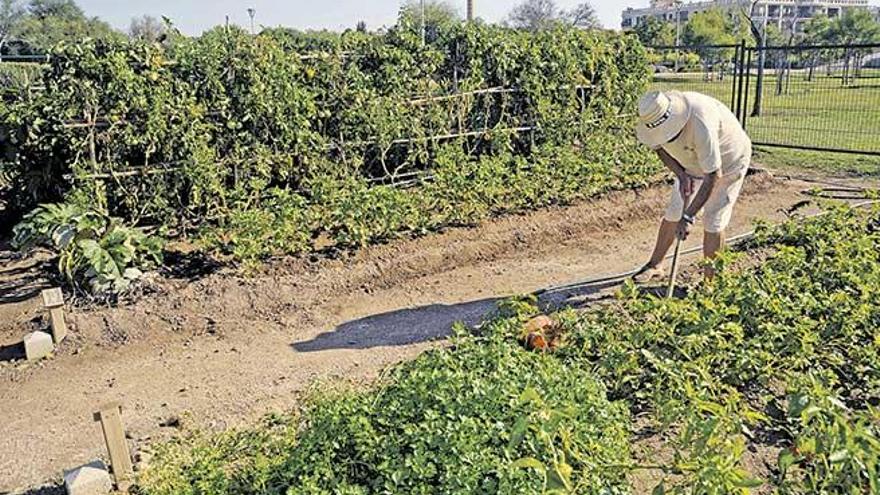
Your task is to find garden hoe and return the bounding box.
[666,205,686,299]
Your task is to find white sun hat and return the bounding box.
[635,90,692,148]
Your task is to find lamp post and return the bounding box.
[420,0,426,45]
[674,0,683,46]
[247,8,256,35]
[674,0,683,72]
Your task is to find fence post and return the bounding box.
[41,288,67,344]
[735,40,746,123]
[742,48,752,130]
[730,43,740,111]
[95,403,134,492]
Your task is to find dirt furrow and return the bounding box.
[0,173,824,491]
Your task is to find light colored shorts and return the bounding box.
[664,163,749,234]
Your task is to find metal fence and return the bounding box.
[649,42,880,156]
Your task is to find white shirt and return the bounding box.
[658,92,752,177]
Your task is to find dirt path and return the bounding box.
[0,173,854,492]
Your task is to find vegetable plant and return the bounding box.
[13,202,163,295]
[139,206,880,494]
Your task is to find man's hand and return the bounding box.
[676,219,692,240]
[679,174,694,199]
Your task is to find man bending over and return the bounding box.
[633,90,752,281]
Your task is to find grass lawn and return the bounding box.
[652,71,880,177]
[753,146,880,177]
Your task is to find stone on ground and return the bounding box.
[63,460,112,495]
[23,331,54,361]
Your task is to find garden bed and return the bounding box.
[135,204,880,494]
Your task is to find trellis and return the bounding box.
[2,24,654,257]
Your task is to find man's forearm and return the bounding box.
[684,173,719,217]
[656,149,688,178]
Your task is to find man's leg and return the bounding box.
[647,219,679,268]
[701,165,747,278]
[703,230,725,278]
[636,177,694,282]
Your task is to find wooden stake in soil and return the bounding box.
[41,288,67,344]
[94,403,134,493]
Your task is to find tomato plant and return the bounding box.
[2,23,658,267]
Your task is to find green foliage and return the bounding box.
[778,376,880,493]
[2,23,657,266]
[12,202,163,294]
[139,414,301,495]
[682,8,736,47]
[633,17,676,47]
[801,14,832,45]
[141,322,631,494]
[201,188,312,269]
[141,206,880,494]
[8,0,123,54]
[681,8,737,68]
[553,205,880,492]
[0,61,44,94]
[825,8,880,45]
[0,0,25,50]
[398,0,461,42]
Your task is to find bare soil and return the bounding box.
[0,171,867,492]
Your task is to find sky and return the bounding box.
[75,0,650,34]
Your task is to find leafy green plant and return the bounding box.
[551,205,880,492]
[139,205,880,494]
[141,319,632,494]
[776,375,880,494]
[13,202,163,295]
[200,187,312,268]
[1,23,658,265]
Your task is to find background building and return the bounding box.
[622,0,872,33]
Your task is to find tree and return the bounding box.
[11,0,121,53]
[129,14,164,42]
[827,8,880,82]
[507,0,558,31]
[682,8,737,47]
[682,8,736,79]
[0,0,24,57]
[827,8,880,44]
[565,2,600,30]
[507,0,599,31]
[27,0,81,19]
[399,0,460,40]
[741,0,766,116]
[802,13,831,44]
[633,16,676,47]
[801,14,831,81]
